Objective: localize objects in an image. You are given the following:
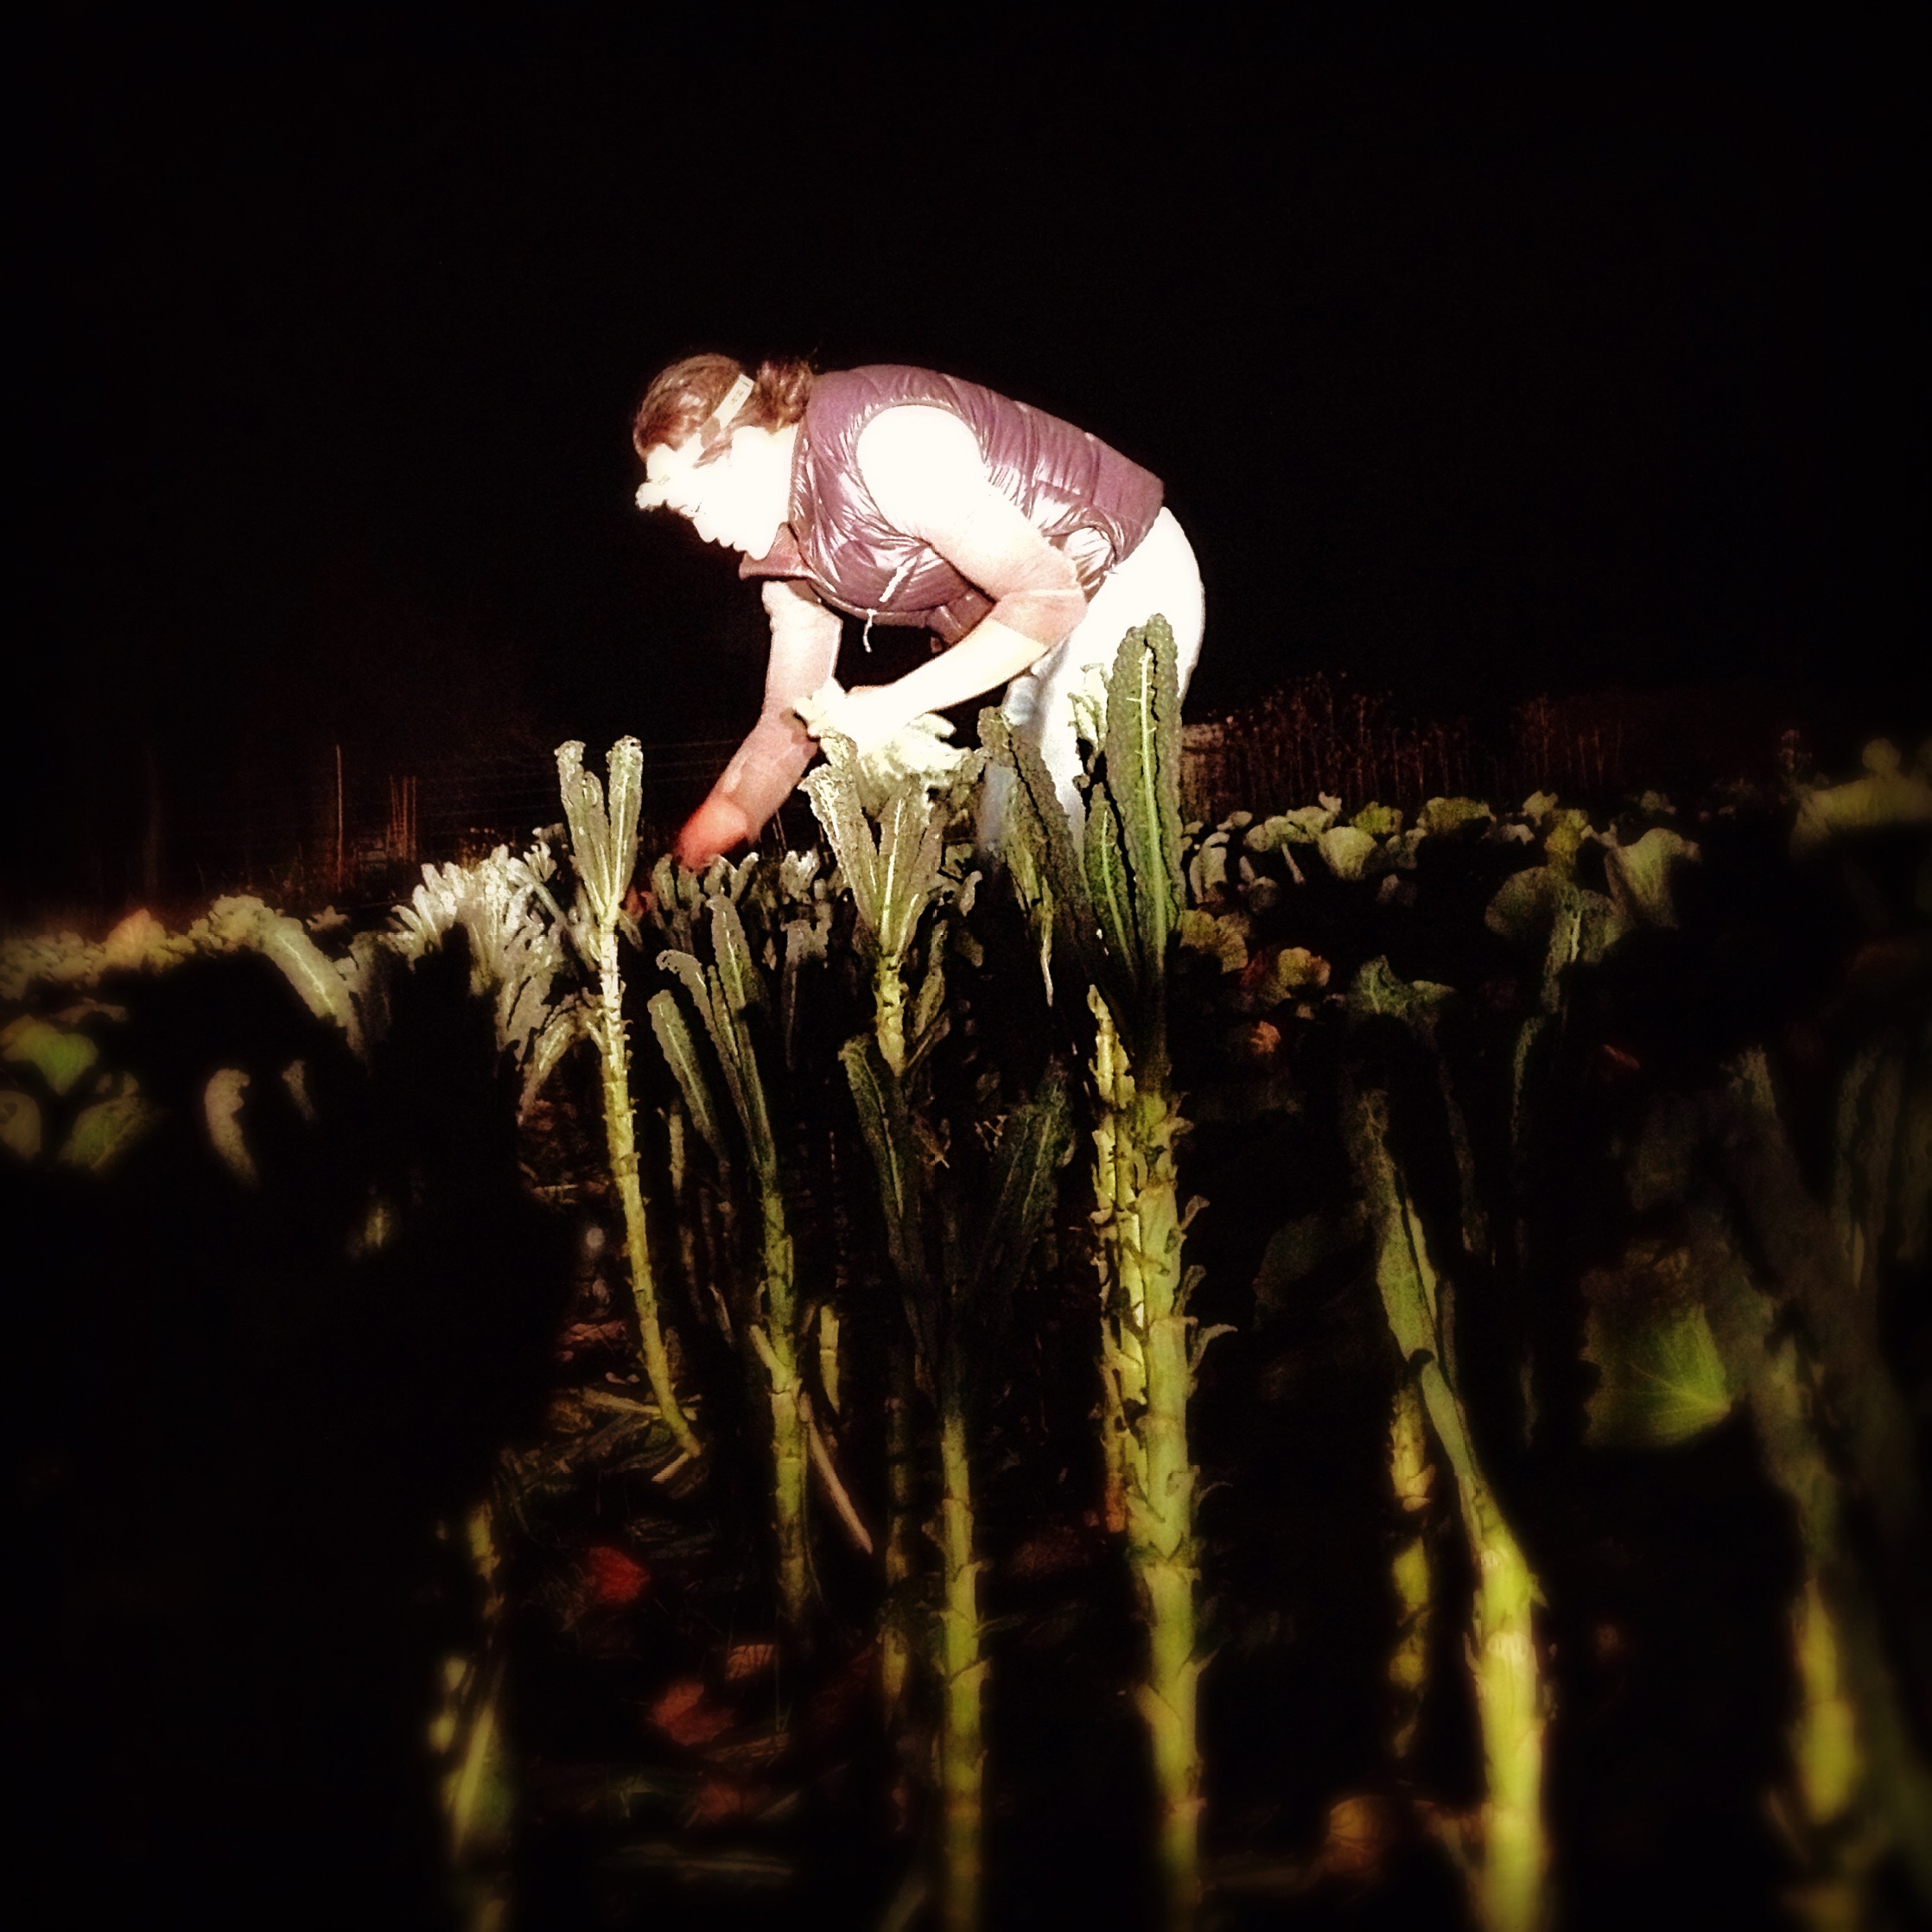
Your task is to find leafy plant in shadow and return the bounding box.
[807,719,1071,1931]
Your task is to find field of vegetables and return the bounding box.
[5,624,1929,1932]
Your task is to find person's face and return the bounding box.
[643,428,780,555]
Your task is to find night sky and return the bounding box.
[20,40,1924,912]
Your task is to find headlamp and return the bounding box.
[635,372,755,508]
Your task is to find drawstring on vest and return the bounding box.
[862,553,920,655]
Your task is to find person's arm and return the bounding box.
[829,407,1088,746]
[675,580,842,867]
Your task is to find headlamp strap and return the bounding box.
[695,372,755,455]
[634,371,758,507]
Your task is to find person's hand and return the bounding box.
[823,683,913,753]
[675,794,755,871]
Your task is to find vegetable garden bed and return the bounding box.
[5,628,1928,1932]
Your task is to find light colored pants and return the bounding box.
[983,506,1205,843]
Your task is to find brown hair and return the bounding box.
[631,354,815,459]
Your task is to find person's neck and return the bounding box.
[744,423,798,555]
[768,423,798,512]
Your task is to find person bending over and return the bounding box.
[632,355,1204,869]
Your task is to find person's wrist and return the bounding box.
[893,664,948,720]
[703,794,753,837]
[675,792,754,867]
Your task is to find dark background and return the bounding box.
[16,35,1925,913]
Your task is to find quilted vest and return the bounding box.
[738,365,1164,644]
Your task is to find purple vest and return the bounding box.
[739,365,1164,644]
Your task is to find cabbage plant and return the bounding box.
[988,617,1214,1930]
[556,740,701,1462]
[1582,1043,1932,1924]
[1343,1077,1548,1932]
[648,880,815,1624]
[807,722,1070,1931]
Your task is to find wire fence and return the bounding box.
[166,738,746,913]
[79,678,1819,921]
[1177,677,1809,826]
